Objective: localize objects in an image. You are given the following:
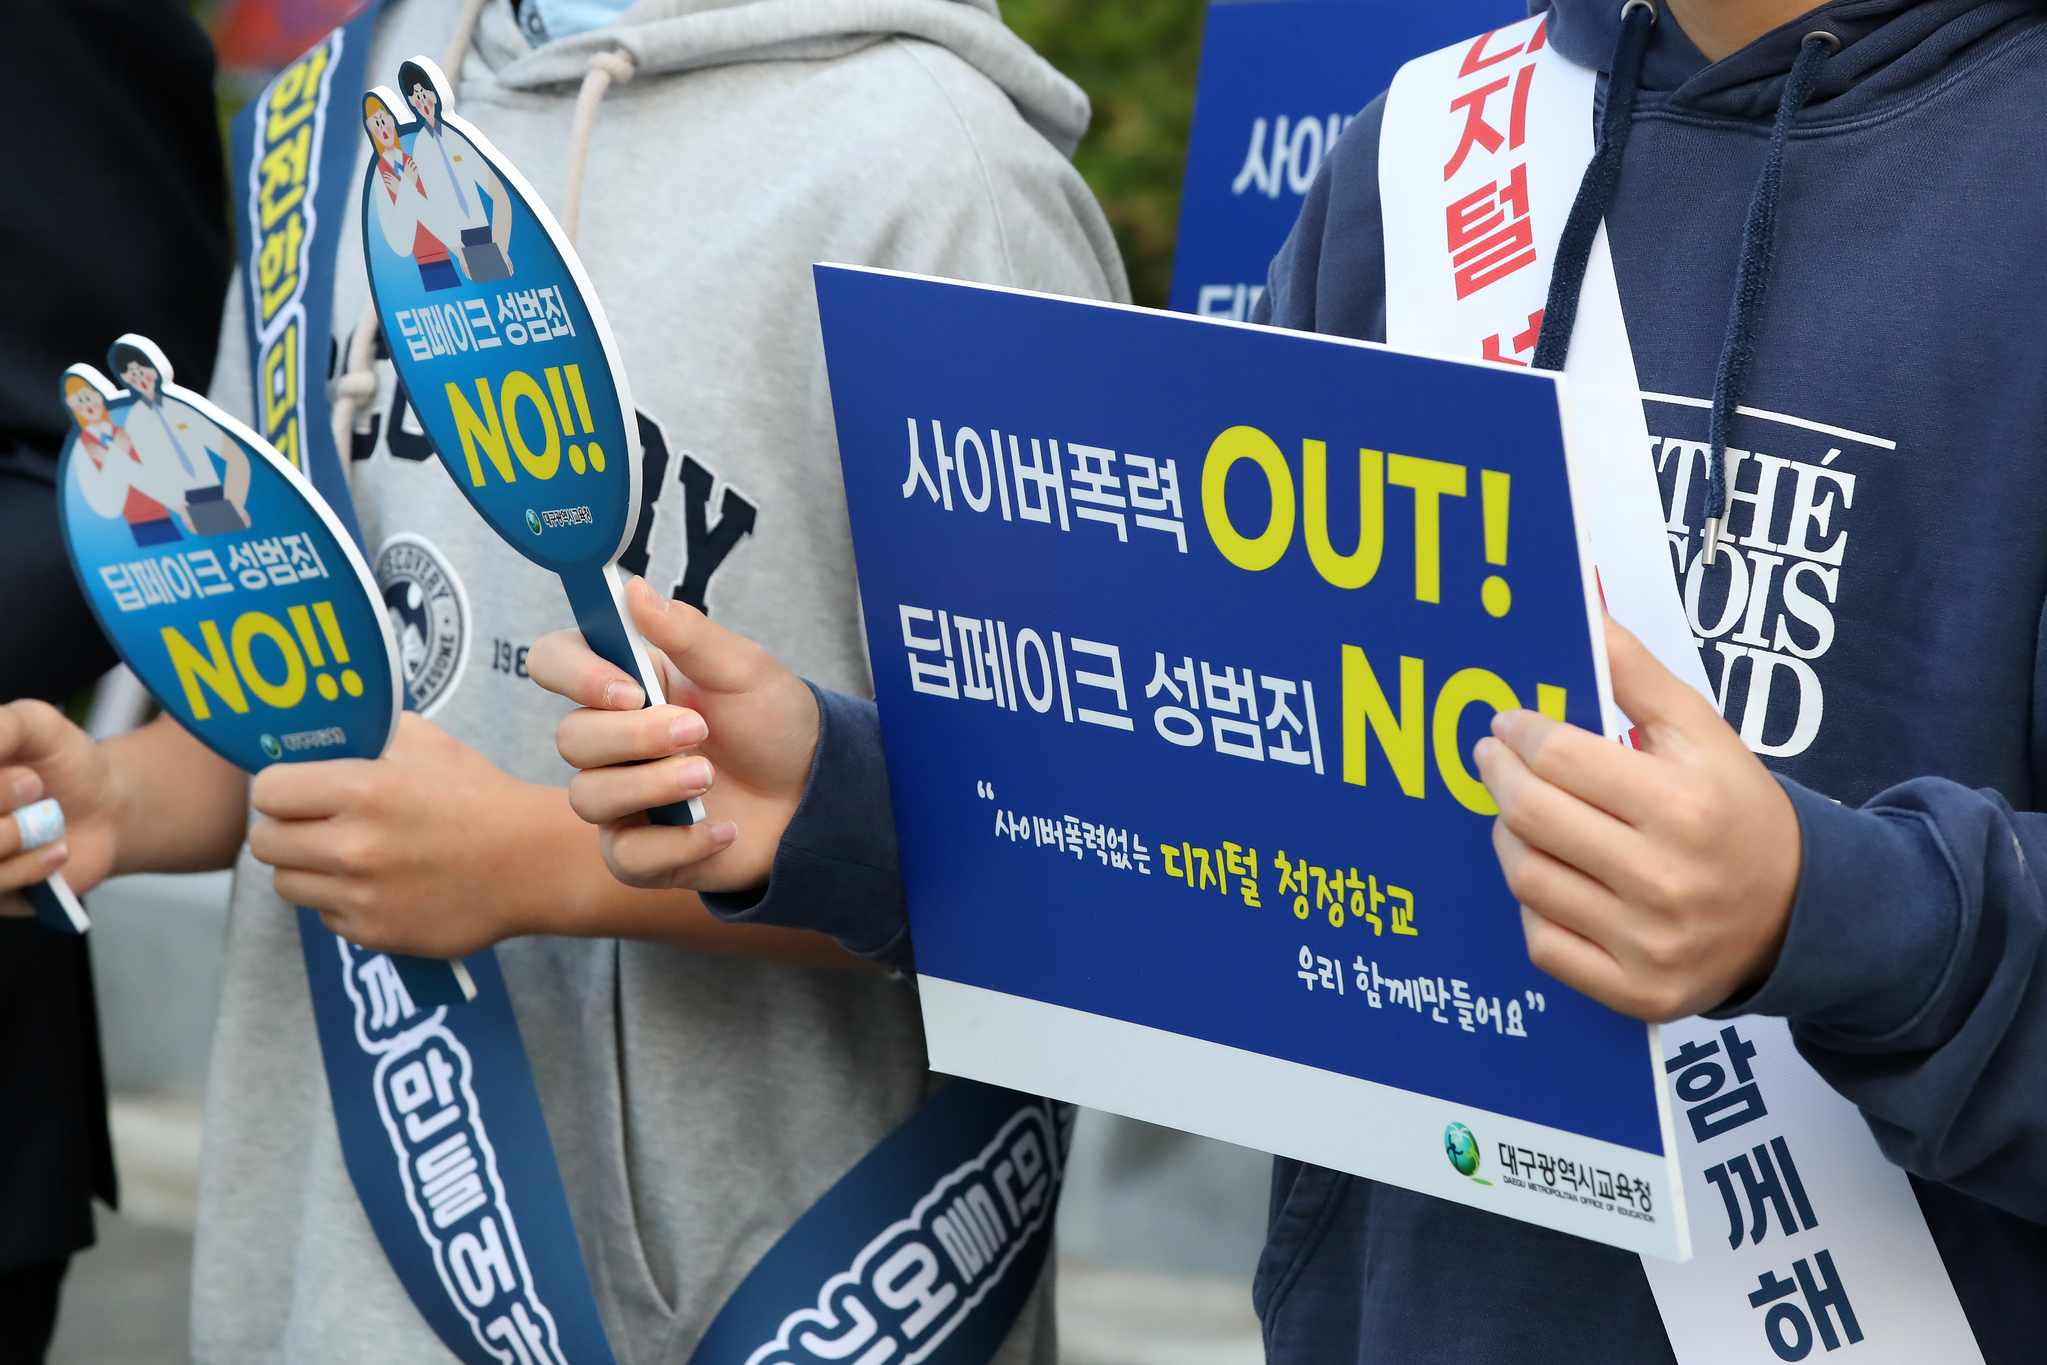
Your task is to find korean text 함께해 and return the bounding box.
[1749,1250,1862,1357]
[1667,1024,1826,1254]
[902,419,1188,554]
[1702,1134,1820,1251]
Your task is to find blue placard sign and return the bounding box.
[1168,0,1525,318]
[54,332,470,997]
[59,336,400,772]
[357,57,698,825]
[817,266,1688,1258]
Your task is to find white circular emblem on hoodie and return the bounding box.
[374,533,471,715]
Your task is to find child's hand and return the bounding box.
[0,701,121,915]
[250,713,560,957]
[527,577,819,895]
[1476,618,1802,1022]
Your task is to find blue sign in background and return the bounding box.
[1169,0,1527,318]
[60,386,397,773]
[820,266,1664,1156]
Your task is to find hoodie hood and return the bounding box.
[478,0,1091,155]
[1538,0,2043,121]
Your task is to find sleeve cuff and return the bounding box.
[1710,776,1960,1043]
[699,682,914,973]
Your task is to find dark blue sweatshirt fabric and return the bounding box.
[700,684,918,974]
[1247,0,2047,1358]
[712,0,2047,1357]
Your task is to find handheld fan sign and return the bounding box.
[358,57,701,825]
[55,334,472,1002]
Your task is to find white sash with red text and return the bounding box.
[1379,16,1982,1363]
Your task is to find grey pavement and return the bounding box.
[48,1208,193,1365]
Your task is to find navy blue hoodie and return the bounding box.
[709,0,2047,1359]
[1245,0,2047,1359]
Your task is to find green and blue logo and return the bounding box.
[1444,1122,1484,1180]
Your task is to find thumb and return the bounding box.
[625,576,772,696]
[1604,616,1721,752]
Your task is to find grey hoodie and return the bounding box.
[200,1,1126,1360]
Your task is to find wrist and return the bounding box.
[100,731,146,878]
[490,780,660,943]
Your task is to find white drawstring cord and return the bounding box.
[563,50,636,245]
[329,298,381,482]
[328,0,489,470]
[443,0,490,77]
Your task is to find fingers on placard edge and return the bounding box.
[567,755,713,825]
[0,765,44,809]
[8,699,81,766]
[1492,819,1638,944]
[530,628,642,710]
[249,757,371,821]
[1518,903,1630,1002]
[625,577,763,693]
[1490,738,1656,878]
[0,842,65,891]
[605,820,725,889]
[556,705,700,771]
[624,576,701,654]
[1603,616,1717,734]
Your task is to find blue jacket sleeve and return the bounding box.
[699,683,914,973]
[1724,778,2047,1222]
[1251,92,1388,344]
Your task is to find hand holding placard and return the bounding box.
[529,576,819,892]
[0,748,92,932]
[1478,617,1801,1022]
[55,335,472,1004]
[357,58,701,828]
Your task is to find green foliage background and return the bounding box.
[999,0,1210,308]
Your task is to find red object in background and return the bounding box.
[211,0,371,70]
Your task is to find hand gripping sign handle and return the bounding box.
[560,565,707,828]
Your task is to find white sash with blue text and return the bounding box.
[1379,15,1982,1363]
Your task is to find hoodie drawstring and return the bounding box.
[1532,3,1837,566]
[1532,0,1655,371]
[330,298,382,474]
[1700,29,1837,562]
[564,50,636,245]
[329,0,490,469]
[445,0,491,77]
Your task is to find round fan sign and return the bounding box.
[357,56,698,824]
[57,335,400,773]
